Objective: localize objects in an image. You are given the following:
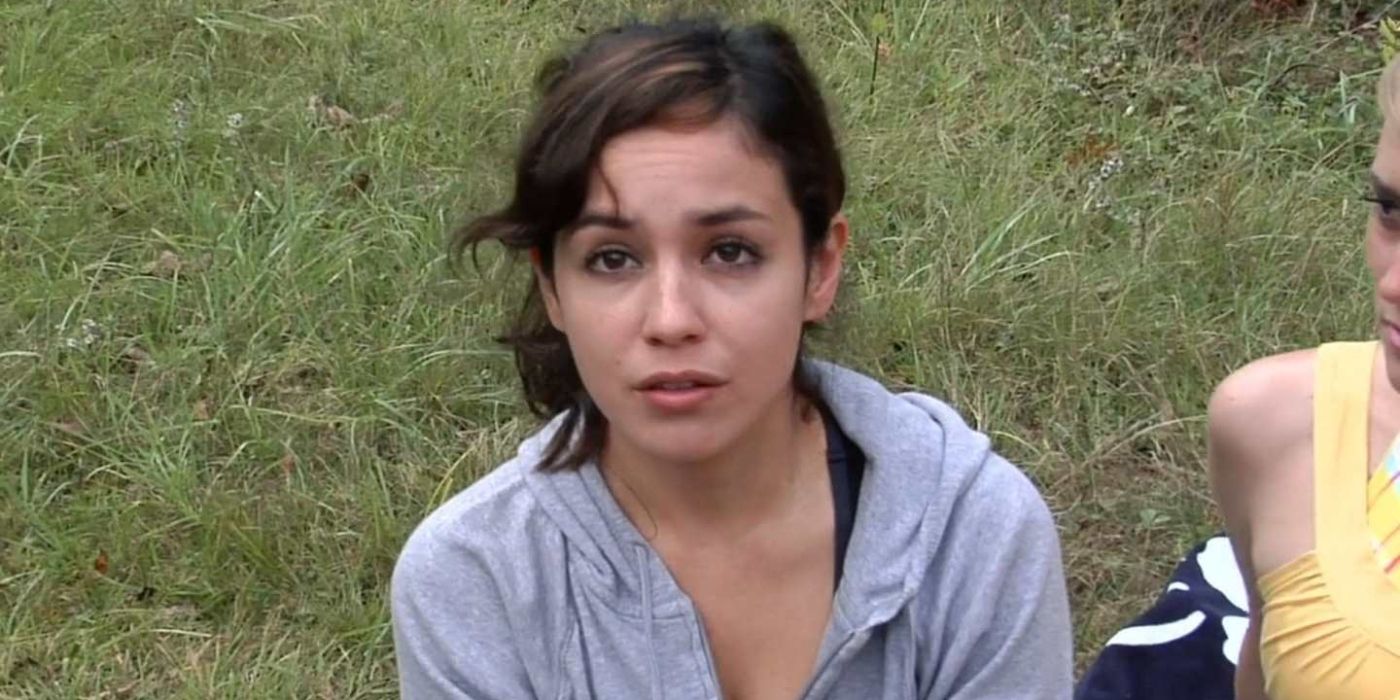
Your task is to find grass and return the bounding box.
[0,0,1390,695]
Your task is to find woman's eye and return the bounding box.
[586,249,638,272]
[1366,196,1400,231]
[707,241,759,266]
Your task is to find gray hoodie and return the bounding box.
[392,362,1073,699]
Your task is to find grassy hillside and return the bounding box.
[1,0,1387,694]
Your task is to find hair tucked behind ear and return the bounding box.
[452,17,845,471]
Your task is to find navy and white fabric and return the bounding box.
[1075,536,1249,700]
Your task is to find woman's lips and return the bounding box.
[1384,321,1400,351]
[638,383,720,412]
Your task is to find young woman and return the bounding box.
[391,19,1072,699]
[1207,56,1400,699]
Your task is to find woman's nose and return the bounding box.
[1379,252,1400,305]
[640,262,705,346]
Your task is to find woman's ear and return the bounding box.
[531,247,565,332]
[804,213,848,322]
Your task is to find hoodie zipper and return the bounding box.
[636,543,731,700]
[635,544,666,700]
[682,587,878,699]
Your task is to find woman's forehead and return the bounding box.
[595,119,769,175]
[582,121,791,217]
[1376,125,1400,186]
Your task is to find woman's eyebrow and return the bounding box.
[568,206,769,233]
[570,212,634,232]
[689,205,769,227]
[1371,172,1400,200]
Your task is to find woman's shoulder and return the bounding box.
[394,452,550,581]
[390,447,576,696]
[1207,348,1318,464]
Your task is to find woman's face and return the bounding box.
[1368,119,1400,389]
[536,117,846,465]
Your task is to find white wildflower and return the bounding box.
[172,100,191,142]
[59,318,104,352]
[80,319,103,346]
[1084,153,1125,213]
[1097,154,1124,181]
[222,112,245,140]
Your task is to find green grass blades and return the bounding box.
[0,0,1387,693]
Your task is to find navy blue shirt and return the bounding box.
[823,409,865,587]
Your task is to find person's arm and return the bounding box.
[1204,350,1317,700]
[391,516,538,700]
[923,456,1074,700]
[1207,373,1272,700]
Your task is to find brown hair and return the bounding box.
[453,17,846,471]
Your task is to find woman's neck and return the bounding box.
[601,395,826,546]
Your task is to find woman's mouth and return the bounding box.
[640,384,718,411]
[1383,321,1400,351]
[636,372,725,412]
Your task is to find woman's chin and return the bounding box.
[1385,361,1400,396]
[609,424,731,468]
[640,440,726,467]
[1380,342,1400,395]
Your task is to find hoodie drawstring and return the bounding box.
[635,543,663,700]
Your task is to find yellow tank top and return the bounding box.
[1256,342,1400,699]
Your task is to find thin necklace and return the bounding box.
[606,465,661,541]
[602,418,819,544]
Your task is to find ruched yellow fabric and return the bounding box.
[1257,342,1400,700]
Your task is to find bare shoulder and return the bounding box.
[1207,349,1316,464]
[1208,349,1321,581]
